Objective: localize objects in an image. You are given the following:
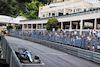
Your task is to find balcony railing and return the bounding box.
[21,8,100,22]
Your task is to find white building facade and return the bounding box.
[19,0,100,35]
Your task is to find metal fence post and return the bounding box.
[63,34,64,44]
[84,37,86,49]
[81,37,82,48]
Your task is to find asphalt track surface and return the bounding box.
[5,36,100,67]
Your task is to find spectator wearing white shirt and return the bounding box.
[97,32,100,37]
[74,29,77,35]
[93,29,96,36]
[73,29,77,45]
[92,45,95,52]
[89,28,93,36]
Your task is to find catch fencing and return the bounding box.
[9,29,100,52]
[1,35,22,67]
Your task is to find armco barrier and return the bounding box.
[1,35,22,67]
[9,34,100,64]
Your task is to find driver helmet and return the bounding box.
[23,48,27,52]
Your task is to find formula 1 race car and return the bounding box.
[15,48,41,63]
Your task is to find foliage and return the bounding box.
[37,0,51,4]
[7,24,13,30]
[15,25,21,29]
[20,1,44,19]
[46,18,58,30]
[0,0,51,18]
[0,0,31,17]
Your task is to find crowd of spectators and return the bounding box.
[10,28,100,51]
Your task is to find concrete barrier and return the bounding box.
[1,35,22,67]
[9,34,100,64]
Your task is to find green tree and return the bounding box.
[20,1,44,19]
[46,18,58,30]
[0,0,31,17]
[38,0,51,4]
[15,25,21,29]
[7,24,13,30]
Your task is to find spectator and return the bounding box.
[97,32,100,37]
[74,29,77,35]
[92,45,95,52]
[74,29,77,40]
[89,28,92,36]
[93,29,96,36]
[87,27,90,35]
[87,35,91,49]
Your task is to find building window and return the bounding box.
[38,25,41,29]
[24,24,27,28]
[33,24,36,29]
[43,14,45,17]
[49,13,51,16]
[52,13,55,16]
[28,24,31,29]
[43,24,46,29]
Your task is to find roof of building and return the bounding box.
[0,15,12,18]
[0,15,19,24]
